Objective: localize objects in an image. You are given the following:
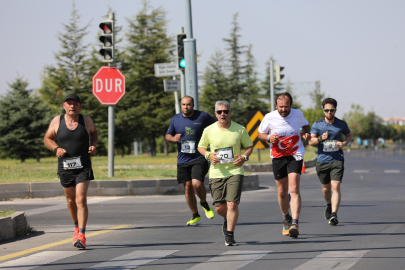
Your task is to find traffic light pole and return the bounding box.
[173,75,180,114]
[184,0,199,110]
[270,59,275,112]
[108,12,115,178]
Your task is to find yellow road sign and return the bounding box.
[246,111,269,149]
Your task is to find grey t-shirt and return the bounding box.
[310,117,351,163]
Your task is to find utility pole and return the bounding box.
[184,0,199,109]
[178,27,186,98]
[173,75,180,114]
[270,59,274,112]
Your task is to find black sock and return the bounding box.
[331,212,337,217]
[283,214,292,222]
[74,221,78,228]
[192,212,200,219]
[79,228,85,234]
[327,203,331,208]
[226,231,234,235]
[292,219,299,225]
[200,201,209,209]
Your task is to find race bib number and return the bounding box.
[63,156,83,170]
[323,140,338,152]
[181,140,195,153]
[215,147,234,164]
[293,155,303,161]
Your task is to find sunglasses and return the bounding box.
[216,110,230,115]
[323,109,336,113]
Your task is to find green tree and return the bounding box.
[222,13,247,124]
[120,1,174,156]
[359,111,382,140]
[302,108,324,129]
[343,104,365,138]
[0,77,51,162]
[201,13,264,126]
[309,81,324,110]
[39,1,90,115]
[242,44,266,122]
[200,50,230,114]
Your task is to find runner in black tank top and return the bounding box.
[56,114,91,173]
[44,94,98,249]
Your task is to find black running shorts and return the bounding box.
[177,157,209,184]
[316,160,344,184]
[59,167,94,188]
[272,156,303,180]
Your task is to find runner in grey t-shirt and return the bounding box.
[309,98,352,226]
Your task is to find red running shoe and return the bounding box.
[74,233,86,249]
[72,228,79,245]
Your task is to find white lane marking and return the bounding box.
[353,170,369,173]
[293,250,370,270]
[25,197,121,216]
[188,250,270,270]
[384,170,400,173]
[0,251,84,270]
[380,224,403,234]
[86,250,179,269]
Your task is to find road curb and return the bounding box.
[0,175,260,201]
[0,211,28,242]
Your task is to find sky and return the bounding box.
[2,0,405,118]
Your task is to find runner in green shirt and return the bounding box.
[198,100,253,246]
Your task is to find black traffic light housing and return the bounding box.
[99,19,114,63]
[177,33,186,69]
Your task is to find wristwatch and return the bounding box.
[242,155,249,161]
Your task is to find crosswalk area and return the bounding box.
[0,249,371,270]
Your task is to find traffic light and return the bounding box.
[275,64,285,84]
[99,19,114,63]
[177,33,187,69]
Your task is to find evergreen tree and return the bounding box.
[242,44,266,124]
[0,77,51,162]
[309,81,324,110]
[222,13,247,124]
[120,1,174,156]
[200,50,231,114]
[39,1,90,115]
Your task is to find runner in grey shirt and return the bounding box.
[309,98,352,225]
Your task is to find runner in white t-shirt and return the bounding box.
[258,92,311,238]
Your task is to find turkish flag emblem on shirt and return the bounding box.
[271,135,300,158]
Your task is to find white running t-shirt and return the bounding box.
[258,109,308,159]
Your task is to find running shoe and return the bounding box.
[200,202,215,219]
[223,219,228,235]
[72,227,79,245]
[186,216,201,226]
[289,223,299,238]
[225,233,236,246]
[283,217,292,236]
[325,205,332,219]
[329,214,339,225]
[74,233,86,249]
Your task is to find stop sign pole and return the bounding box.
[92,66,126,177]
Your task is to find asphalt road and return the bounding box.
[0,147,404,269]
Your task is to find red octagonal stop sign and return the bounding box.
[92,66,126,105]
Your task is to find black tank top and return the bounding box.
[56,114,91,172]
